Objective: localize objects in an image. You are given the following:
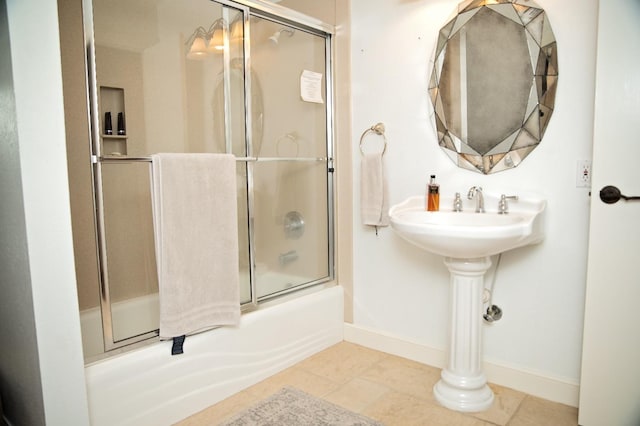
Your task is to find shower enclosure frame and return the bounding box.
[82,0,336,353]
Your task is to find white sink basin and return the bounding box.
[389,193,546,258]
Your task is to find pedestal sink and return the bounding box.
[389,193,545,412]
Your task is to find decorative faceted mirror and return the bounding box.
[429,0,558,174]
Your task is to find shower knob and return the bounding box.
[283,211,305,239]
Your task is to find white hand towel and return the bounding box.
[151,153,240,339]
[360,152,390,227]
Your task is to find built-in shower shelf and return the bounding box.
[101,135,128,156]
[99,86,128,155]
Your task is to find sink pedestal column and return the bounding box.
[433,257,494,412]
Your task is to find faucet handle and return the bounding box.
[498,194,518,214]
[453,192,463,212]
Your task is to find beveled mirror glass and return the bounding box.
[429,0,558,174]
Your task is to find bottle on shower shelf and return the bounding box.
[117,112,126,135]
[104,112,113,135]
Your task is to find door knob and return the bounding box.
[599,185,640,204]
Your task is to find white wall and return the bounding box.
[4,0,90,423]
[0,1,45,423]
[351,0,597,390]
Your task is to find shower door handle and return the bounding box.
[599,185,640,204]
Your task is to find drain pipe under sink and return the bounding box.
[483,253,503,323]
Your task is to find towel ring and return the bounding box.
[359,123,387,156]
[276,132,299,157]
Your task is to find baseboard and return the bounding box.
[343,323,579,407]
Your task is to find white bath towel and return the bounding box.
[360,152,390,227]
[151,153,240,339]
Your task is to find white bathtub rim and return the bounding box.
[82,278,335,363]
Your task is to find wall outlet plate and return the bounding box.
[576,160,592,188]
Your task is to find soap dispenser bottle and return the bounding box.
[427,174,440,211]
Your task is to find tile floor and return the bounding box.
[175,342,578,426]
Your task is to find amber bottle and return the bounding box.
[427,174,440,211]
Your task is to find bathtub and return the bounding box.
[84,285,344,425]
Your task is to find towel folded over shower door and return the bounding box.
[151,153,240,339]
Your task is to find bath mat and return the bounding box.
[219,387,384,426]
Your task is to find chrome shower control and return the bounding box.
[284,211,305,239]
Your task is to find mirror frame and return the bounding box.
[429,0,558,174]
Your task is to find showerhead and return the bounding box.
[269,32,281,45]
[269,28,295,45]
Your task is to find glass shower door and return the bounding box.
[84,0,334,355]
[99,162,159,343]
[90,0,252,350]
[248,16,333,299]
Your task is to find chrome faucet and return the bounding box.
[467,186,485,213]
[279,250,298,266]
